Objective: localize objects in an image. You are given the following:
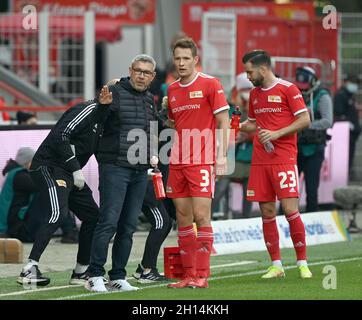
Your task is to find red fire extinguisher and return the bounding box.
[152,167,166,200]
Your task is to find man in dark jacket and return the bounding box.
[295,66,333,213]
[334,74,361,176]
[86,54,159,292]
[16,87,111,287]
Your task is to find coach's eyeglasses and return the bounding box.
[132,68,154,77]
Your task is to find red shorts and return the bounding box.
[166,165,215,198]
[246,164,299,202]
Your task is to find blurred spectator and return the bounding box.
[295,66,333,212]
[334,74,361,176]
[212,72,254,219]
[16,111,37,125]
[0,147,78,242]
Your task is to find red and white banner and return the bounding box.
[12,0,156,24]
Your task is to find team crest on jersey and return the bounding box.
[247,189,255,196]
[253,98,258,105]
[56,180,67,188]
[171,96,176,102]
[268,95,282,103]
[189,91,203,98]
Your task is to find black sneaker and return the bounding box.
[132,264,144,280]
[138,268,167,284]
[69,270,89,285]
[17,265,50,286]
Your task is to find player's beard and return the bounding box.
[252,75,264,87]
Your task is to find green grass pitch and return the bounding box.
[1,237,361,300]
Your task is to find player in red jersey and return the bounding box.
[165,38,230,288]
[240,50,313,279]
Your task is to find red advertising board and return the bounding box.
[12,0,156,24]
[182,2,315,47]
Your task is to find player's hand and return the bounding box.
[150,155,159,168]
[164,119,175,129]
[99,85,113,104]
[216,156,227,176]
[258,129,280,144]
[161,96,168,110]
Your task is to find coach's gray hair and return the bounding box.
[131,54,156,71]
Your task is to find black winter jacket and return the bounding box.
[30,100,107,173]
[96,77,157,170]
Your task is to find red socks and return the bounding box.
[178,225,197,278]
[196,226,214,278]
[262,216,281,261]
[178,225,213,279]
[286,211,307,260]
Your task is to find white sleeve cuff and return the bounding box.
[213,105,230,114]
[294,108,308,116]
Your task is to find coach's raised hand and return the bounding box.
[99,85,113,104]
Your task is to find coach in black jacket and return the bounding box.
[17,88,111,287]
[86,54,159,292]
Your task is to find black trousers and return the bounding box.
[29,166,99,265]
[297,148,325,213]
[140,175,176,269]
[349,131,360,173]
[9,193,77,243]
[141,202,174,269]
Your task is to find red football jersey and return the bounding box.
[167,72,229,167]
[248,78,308,165]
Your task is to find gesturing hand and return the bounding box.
[161,96,168,110]
[99,85,113,104]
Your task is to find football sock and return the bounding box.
[196,226,214,278]
[286,211,307,261]
[262,216,281,261]
[272,260,283,268]
[297,260,308,267]
[178,225,197,278]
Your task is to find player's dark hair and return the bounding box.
[242,50,271,68]
[173,37,198,57]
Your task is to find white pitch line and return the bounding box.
[54,256,362,301]
[211,261,257,269]
[0,260,257,298]
[0,284,83,298]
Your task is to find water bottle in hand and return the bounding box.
[264,140,275,153]
[258,126,275,153]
